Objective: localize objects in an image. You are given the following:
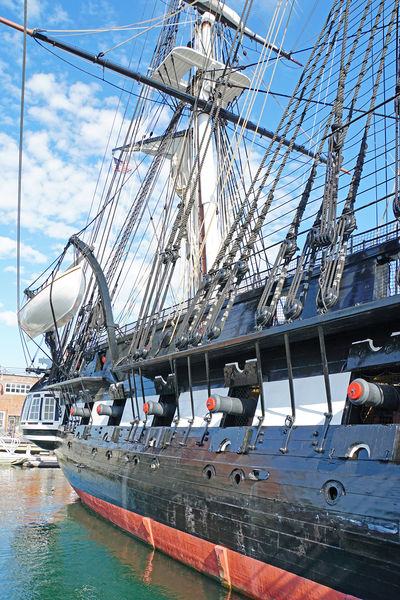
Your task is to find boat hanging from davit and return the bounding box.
[3,0,400,598]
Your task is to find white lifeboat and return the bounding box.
[18,264,86,339]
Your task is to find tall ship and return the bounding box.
[3,0,400,598]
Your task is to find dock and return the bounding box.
[0,435,59,468]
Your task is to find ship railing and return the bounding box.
[348,219,399,254]
[239,220,400,294]
[114,222,400,343]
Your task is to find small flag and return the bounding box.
[113,156,132,173]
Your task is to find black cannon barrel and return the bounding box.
[206,394,250,415]
[96,404,123,417]
[71,406,91,418]
[143,401,168,417]
[347,379,400,411]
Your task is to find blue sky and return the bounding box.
[0,0,326,370]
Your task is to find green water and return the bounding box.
[0,467,247,600]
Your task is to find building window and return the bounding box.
[28,396,41,421]
[0,411,5,430]
[42,396,56,422]
[7,416,19,433]
[5,383,31,394]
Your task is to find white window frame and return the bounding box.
[20,394,32,421]
[28,395,41,421]
[42,395,56,422]
[5,383,31,394]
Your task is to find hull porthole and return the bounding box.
[202,464,216,480]
[322,480,345,505]
[230,469,245,487]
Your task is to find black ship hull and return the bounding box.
[9,1,400,598]
[48,236,400,600]
[56,420,400,600]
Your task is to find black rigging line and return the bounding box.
[252,192,397,261]
[321,91,400,140]
[28,28,322,162]
[290,24,388,56]
[33,38,172,107]
[77,158,147,237]
[200,77,397,120]
[270,91,397,120]
[85,0,161,246]
[24,156,146,295]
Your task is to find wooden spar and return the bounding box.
[0,15,325,164]
[0,16,33,35]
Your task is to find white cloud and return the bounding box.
[0,0,43,20]
[0,57,21,105]
[0,72,130,245]
[0,68,165,258]
[230,0,276,18]
[46,4,71,26]
[27,72,57,97]
[0,310,17,326]
[0,236,47,263]
[84,0,116,23]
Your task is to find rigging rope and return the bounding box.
[124,0,260,358]
[317,0,394,311]
[22,0,400,377]
[176,0,345,344]
[17,0,30,367]
[171,0,300,348]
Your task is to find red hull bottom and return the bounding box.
[73,486,360,600]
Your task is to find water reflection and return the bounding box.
[0,468,246,600]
